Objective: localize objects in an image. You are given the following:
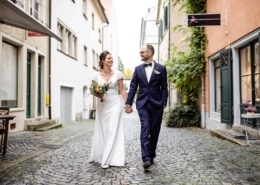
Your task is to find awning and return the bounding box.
[0,0,62,42]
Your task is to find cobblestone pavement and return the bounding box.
[1,112,260,185]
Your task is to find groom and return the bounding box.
[125,44,168,169]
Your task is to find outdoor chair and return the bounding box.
[0,107,9,153]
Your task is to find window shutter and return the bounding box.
[164,6,168,29]
[160,19,163,40]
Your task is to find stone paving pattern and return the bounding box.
[0,112,260,184]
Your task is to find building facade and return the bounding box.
[50,0,108,123]
[100,0,119,70]
[0,0,60,132]
[156,0,187,108]
[204,0,260,129]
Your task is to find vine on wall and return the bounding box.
[166,0,206,105]
[165,0,207,127]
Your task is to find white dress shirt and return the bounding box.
[144,61,154,83]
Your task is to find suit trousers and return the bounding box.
[138,100,164,162]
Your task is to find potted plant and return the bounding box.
[245,105,257,115]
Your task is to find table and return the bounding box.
[0,115,16,155]
[241,113,260,145]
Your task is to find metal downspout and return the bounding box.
[201,27,205,128]
[48,0,52,119]
[168,0,171,108]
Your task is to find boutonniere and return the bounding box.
[153,70,160,74]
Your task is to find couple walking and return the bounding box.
[88,44,168,169]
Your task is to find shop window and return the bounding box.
[240,41,259,104]
[1,42,18,108]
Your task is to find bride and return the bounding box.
[88,51,129,169]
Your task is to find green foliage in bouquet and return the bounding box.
[90,81,111,94]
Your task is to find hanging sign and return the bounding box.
[28,31,46,36]
[187,14,221,27]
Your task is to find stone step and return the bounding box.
[36,123,62,131]
[27,119,56,131]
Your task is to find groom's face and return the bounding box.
[139,46,152,61]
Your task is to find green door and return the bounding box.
[37,57,41,116]
[26,53,31,118]
[220,49,233,124]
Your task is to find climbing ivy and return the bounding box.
[166,0,206,105]
[165,0,206,127]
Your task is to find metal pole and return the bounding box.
[200,26,205,128]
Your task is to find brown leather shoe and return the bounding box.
[143,161,151,169]
[150,159,154,165]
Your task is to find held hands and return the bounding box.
[125,105,133,114]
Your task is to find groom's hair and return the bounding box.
[146,44,154,55]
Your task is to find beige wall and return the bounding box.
[205,0,260,56]
[0,0,49,132]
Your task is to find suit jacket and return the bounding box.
[126,62,168,110]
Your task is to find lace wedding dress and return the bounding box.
[88,70,125,167]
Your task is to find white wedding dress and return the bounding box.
[88,70,125,167]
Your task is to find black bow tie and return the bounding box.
[144,63,152,67]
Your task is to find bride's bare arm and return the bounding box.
[118,79,128,102]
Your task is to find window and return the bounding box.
[163,6,169,29]
[65,30,70,54]
[96,53,99,68]
[1,42,18,107]
[92,13,94,30]
[10,0,25,8]
[214,59,221,112]
[83,0,87,18]
[159,19,163,41]
[240,46,252,103]
[99,28,102,42]
[30,0,44,23]
[84,46,88,66]
[73,36,77,58]
[57,24,63,50]
[240,41,259,104]
[57,22,77,59]
[92,50,96,68]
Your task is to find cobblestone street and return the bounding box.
[1,111,260,185]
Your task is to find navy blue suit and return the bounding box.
[126,61,168,162]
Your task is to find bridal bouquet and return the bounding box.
[90,81,111,102]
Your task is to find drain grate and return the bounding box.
[39,144,63,149]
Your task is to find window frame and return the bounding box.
[1,41,18,108]
[57,21,78,59]
[239,39,259,105]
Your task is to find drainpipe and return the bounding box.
[48,0,52,119]
[200,27,205,128]
[168,0,171,108]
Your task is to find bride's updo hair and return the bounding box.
[99,51,111,70]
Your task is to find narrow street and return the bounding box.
[1,111,260,185]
